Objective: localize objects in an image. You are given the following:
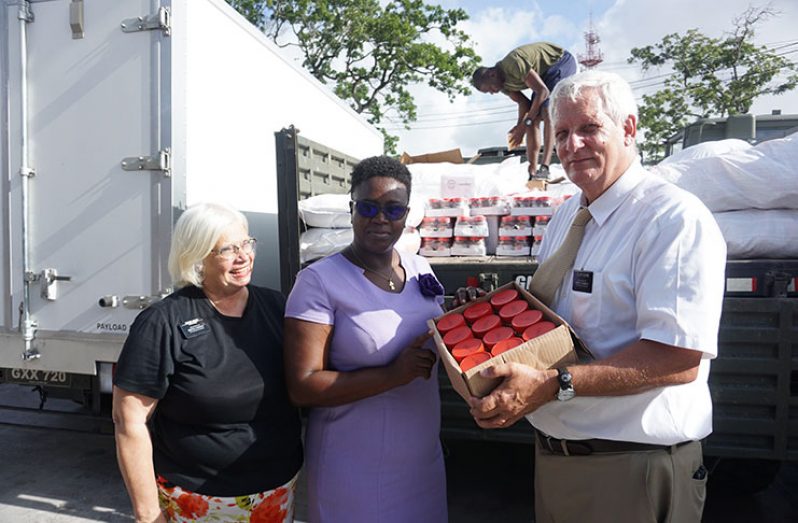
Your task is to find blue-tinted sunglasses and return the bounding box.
[351,200,409,221]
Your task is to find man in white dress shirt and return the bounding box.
[468,70,726,522]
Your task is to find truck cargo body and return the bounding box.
[0,0,382,400]
[275,130,798,492]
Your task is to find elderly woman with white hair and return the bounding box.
[113,202,302,523]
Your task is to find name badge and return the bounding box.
[572,270,593,293]
[179,318,209,339]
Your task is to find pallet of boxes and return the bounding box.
[403,149,566,260]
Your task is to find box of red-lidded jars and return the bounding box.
[428,281,591,400]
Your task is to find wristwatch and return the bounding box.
[523,117,533,127]
[556,368,575,401]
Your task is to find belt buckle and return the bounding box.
[542,434,555,454]
[542,434,571,456]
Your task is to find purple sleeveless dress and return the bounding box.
[285,251,447,523]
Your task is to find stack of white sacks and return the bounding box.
[651,134,798,258]
[297,193,423,264]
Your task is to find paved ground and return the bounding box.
[1,383,796,522]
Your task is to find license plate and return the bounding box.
[3,368,73,388]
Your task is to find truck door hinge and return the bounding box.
[70,0,85,39]
[18,1,34,23]
[121,148,171,177]
[120,6,170,36]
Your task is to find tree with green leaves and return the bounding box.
[227,0,480,152]
[628,5,798,162]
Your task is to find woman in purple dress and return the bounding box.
[284,156,448,522]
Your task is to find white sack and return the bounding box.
[651,134,798,212]
[396,227,422,255]
[298,189,424,229]
[299,227,422,264]
[299,228,353,263]
[714,209,798,259]
[298,194,351,228]
[659,139,752,165]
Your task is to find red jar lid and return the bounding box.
[490,289,519,310]
[436,313,465,334]
[472,314,501,338]
[491,337,524,356]
[522,321,557,341]
[512,309,544,334]
[482,326,515,349]
[451,338,485,363]
[443,325,473,349]
[463,301,493,323]
[460,351,492,372]
[499,300,529,322]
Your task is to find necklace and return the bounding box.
[348,247,398,291]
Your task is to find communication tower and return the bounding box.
[578,14,603,69]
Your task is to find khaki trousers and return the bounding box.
[534,439,707,523]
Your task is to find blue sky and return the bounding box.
[391,0,798,156]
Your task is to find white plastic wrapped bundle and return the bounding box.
[659,139,752,165]
[713,209,798,259]
[299,228,353,263]
[298,194,351,228]
[299,227,421,264]
[298,192,424,229]
[651,135,798,212]
[396,227,422,255]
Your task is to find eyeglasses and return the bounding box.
[352,200,409,221]
[211,238,257,260]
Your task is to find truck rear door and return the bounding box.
[0,0,171,373]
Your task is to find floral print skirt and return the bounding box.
[156,473,297,522]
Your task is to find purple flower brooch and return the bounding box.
[419,273,445,298]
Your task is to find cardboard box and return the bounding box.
[526,179,548,191]
[428,281,588,400]
[440,172,475,199]
[400,148,464,165]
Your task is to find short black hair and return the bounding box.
[471,66,491,89]
[349,156,412,197]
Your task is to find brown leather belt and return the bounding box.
[535,429,691,456]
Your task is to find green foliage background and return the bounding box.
[628,6,798,161]
[227,0,480,153]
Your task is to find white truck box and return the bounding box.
[0,0,382,379]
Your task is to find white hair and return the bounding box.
[168,202,248,288]
[550,70,638,127]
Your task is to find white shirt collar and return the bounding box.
[581,160,645,227]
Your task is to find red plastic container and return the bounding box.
[490,289,519,310]
[463,301,493,324]
[482,326,515,351]
[472,314,501,339]
[443,325,473,349]
[436,313,466,334]
[491,337,524,356]
[498,300,529,323]
[522,321,557,341]
[511,309,544,334]
[460,351,492,372]
[451,338,485,363]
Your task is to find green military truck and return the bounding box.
[276,116,798,494]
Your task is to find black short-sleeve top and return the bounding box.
[114,285,302,496]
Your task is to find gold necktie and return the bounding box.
[529,207,593,306]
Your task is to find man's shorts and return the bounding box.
[538,51,578,108]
